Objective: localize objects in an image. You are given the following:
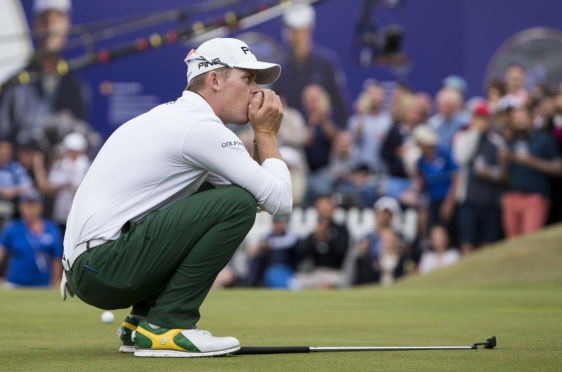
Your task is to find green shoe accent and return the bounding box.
[134,320,201,352]
[173,332,200,352]
[134,330,153,349]
[118,316,140,346]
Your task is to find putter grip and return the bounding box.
[235,346,310,354]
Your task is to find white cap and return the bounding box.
[413,124,439,146]
[374,196,401,215]
[283,4,316,29]
[184,38,281,85]
[34,0,71,14]
[63,132,87,152]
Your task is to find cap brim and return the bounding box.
[232,61,281,85]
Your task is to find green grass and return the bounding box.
[2,224,562,371]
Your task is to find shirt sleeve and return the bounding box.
[182,120,292,215]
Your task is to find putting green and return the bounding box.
[1,224,561,371]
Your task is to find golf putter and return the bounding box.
[234,336,497,354]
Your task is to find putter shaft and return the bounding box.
[235,336,496,355]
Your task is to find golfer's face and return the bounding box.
[221,68,259,125]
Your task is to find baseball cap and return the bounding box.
[63,132,87,152]
[412,124,439,146]
[19,189,43,204]
[442,75,467,94]
[472,102,490,117]
[283,4,316,29]
[374,196,400,215]
[184,38,281,85]
[34,0,71,14]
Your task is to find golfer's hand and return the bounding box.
[249,89,284,136]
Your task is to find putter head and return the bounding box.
[472,336,497,349]
[485,336,496,349]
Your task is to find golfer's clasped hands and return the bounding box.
[248,89,284,136]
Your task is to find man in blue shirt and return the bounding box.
[413,125,458,238]
[0,190,63,287]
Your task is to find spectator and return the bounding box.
[442,75,468,99]
[415,91,433,123]
[279,146,306,207]
[354,196,402,284]
[302,84,338,202]
[46,132,90,231]
[428,88,468,153]
[454,103,506,254]
[504,63,528,107]
[273,4,350,125]
[295,195,350,288]
[347,81,392,173]
[0,140,33,223]
[277,101,308,145]
[501,107,562,238]
[413,125,458,237]
[418,225,460,275]
[494,94,520,141]
[329,131,356,188]
[334,164,377,209]
[16,138,49,193]
[0,0,88,150]
[378,228,406,286]
[0,190,62,288]
[277,100,308,163]
[381,94,423,199]
[486,80,506,115]
[533,94,557,131]
[244,215,299,288]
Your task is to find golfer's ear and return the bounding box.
[206,70,221,91]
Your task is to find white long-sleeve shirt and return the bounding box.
[63,91,292,259]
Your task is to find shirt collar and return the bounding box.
[179,90,217,117]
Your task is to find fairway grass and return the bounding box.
[1,225,562,371]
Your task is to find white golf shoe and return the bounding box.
[133,320,240,357]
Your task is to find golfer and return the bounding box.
[60,38,292,357]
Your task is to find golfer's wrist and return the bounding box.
[254,132,277,143]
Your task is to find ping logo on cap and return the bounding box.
[198,58,222,69]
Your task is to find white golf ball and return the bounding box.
[101,311,115,323]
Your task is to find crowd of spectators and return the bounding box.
[217,5,562,289]
[1,2,561,290]
[0,0,93,288]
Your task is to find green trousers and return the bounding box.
[65,185,256,329]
